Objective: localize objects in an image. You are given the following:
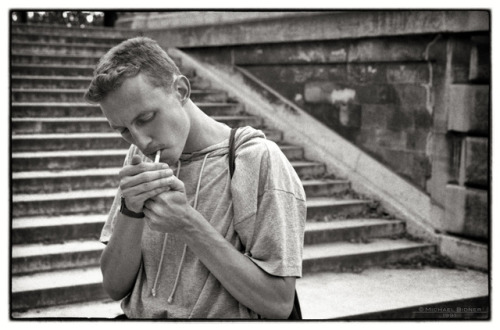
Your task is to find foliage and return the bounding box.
[11,11,108,27]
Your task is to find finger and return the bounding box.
[121,175,173,196]
[121,168,174,190]
[143,200,156,215]
[126,185,171,203]
[130,155,142,166]
[165,175,185,192]
[120,162,169,178]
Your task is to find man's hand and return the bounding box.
[143,175,191,234]
[119,155,173,213]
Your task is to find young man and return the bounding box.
[84,37,306,319]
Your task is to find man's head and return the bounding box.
[84,37,181,103]
[85,37,192,166]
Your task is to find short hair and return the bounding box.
[84,37,181,103]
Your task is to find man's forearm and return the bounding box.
[178,207,296,319]
[100,213,145,300]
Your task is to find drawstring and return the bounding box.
[152,153,210,303]
[151,162,181,297]
[152,234,168,297]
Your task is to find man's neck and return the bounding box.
[182,100,231,154]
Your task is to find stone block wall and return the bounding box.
[184,36,442,191]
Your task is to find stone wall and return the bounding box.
[121,11,490,241]
[183,36,444,191]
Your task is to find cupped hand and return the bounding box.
[119,155,173,213]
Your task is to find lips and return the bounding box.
[148,151,160,159]
[144,147,162,158]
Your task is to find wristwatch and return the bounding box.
[120,197,145,218]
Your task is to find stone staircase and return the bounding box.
[11,23,488,319]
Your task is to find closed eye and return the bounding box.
[136,112,155,126]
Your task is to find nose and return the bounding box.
[129,127,152,151]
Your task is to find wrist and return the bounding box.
[120,197,145,218]
[177,206,206,242]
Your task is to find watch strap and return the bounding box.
[120,197,145,218]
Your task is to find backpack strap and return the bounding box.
[228,127,237,179]
[227,127,302,319]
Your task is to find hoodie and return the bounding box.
[100,126,306,319]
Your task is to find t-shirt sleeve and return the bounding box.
[99,144,143,244]
[231,139,306,278]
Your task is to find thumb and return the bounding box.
[168,176,185,193]
[130,155,143,165]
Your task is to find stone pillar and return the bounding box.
[438,35,490,241]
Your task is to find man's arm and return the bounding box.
[182,207,296,319]
[100,212,145,300]
[100,155,174,300]
[144,179,297,319]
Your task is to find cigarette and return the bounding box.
[154,150,161,163]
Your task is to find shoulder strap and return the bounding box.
[229,127,237,179]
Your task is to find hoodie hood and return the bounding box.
[179,126,266,163]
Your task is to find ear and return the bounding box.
[173,75,191,105]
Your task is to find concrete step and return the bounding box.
[12,188,116,217]
[11,116,264,135]
[297,267,488,319]
[12,187,363,218]
[12,214,106,245]
[305,196,370,219]
[11,299,122,319]
[11,23,129,38]
[12,240,103,275]
[11,41,113,56]
[302,238,436,273]
[12,213,404,248]
[11,267,107,311]
[12,148,306,193]
[12,150,128,172]
[12,219,405,274]
[11,63,94,76]
[11,237,436,311]
[12,127,279,153]
[12,88,229,103]
[12,141,301,172]
[10,144,301,166]
[302,179,351,197]
[12,266,488,319]
[12,102,102,117]
[12,168,334,197]
[11,75,212,90]
[11,63,195,79]
[10,53,184,72]
[291,161,326,179]
[12,167,121,194]
[304,219,405,245]
[11,53,102,66]
[12,76,94,90]
[11,101,244,118]
[13,134,131,153]
[11,31,124,46]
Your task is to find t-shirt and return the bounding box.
[100,126,306,319]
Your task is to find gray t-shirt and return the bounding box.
[100,126,306,319]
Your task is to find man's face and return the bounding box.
[100,73,190,166]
